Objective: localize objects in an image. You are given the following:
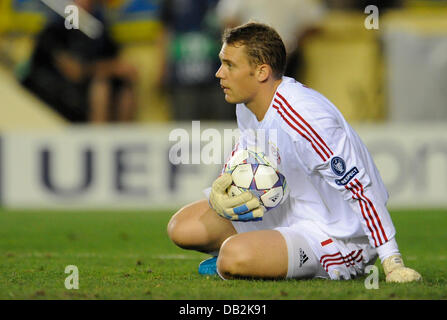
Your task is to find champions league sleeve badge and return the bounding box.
[331,156,359,186]
[330,156,346,176]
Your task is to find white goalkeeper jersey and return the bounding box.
[234,76,396,249]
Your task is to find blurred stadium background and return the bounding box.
[0,0,446,211]
[0,0,447,300]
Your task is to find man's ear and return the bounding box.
[256,64,272,82]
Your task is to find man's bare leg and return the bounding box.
[167,199,237,253]
[88,77,110,123]
[115,85,136,122]
[217,230,288,279]
[168,199,289,279]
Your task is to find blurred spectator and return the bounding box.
[324,0,403,10]
[21,0,138,123]
[160,0,235,121]
[216,0,327,80]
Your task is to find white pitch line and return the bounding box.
[5,252,203,260]
[153,254,201,260]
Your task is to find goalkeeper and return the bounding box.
[167,22,421,283]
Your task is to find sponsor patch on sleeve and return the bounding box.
[335,167,359,186]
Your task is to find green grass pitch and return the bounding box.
[0,208,446,300]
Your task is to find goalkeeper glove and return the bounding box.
[382,254,422,283]
[209,173,264,221]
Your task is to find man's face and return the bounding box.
[215,43,259,105]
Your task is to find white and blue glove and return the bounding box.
[209,173,264,222]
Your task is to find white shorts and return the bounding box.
[231,215,378,280]
[203,187,378,280]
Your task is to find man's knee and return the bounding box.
[168,200,237,253]
[167,200,220,250]
[217,236,255,279]
[167,207,201,250]
[217,230,289,279]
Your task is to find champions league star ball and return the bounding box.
[223,148,288,212]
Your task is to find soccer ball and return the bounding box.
[223,148,288,212]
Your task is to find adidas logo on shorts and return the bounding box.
[299,248,309,267]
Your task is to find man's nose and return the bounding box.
[215,65,223,79]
